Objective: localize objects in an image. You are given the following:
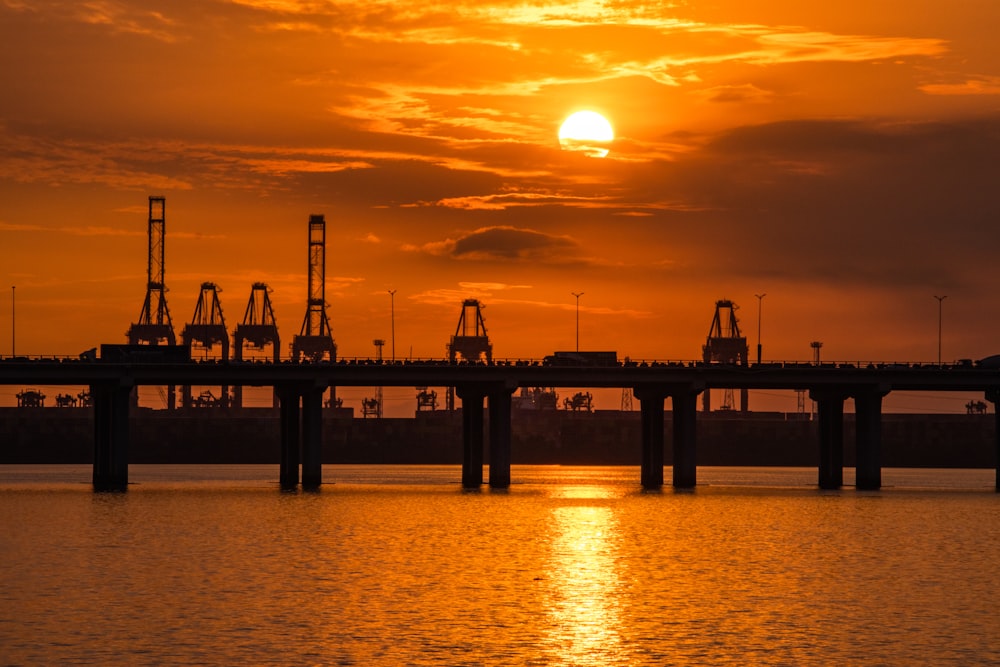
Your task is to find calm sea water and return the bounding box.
[1,464,998,666]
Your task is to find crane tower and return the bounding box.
[702,299,749,412]
[180,282,229,408]
[291,215,336,362]
[233,282,280,408]
[128,196,176,346]
[126,196,177,409]
[445,299,493,410]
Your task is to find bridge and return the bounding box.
[2,357,999,492]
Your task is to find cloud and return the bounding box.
[920,76,1000,96]
[0,221,143,236]
[407,225,578,262]
[648,115,1000,288]
[0,221,43,232]
[697,83,775,104]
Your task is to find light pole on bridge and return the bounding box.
[754,293,766,365]
[10,285,14,357]
[571,292,584,352]
[388,289,397,362]
[934,295,946,366]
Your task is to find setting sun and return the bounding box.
[558,110,614,157]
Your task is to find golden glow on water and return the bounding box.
[2,466,1000,665]
[541,492,625,665]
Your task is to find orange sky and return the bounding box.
[2,1,1000,412]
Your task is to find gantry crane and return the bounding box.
[233,282,280,408]
[126,196,177,409]
[291,215,336,362]
[180,282,229,408]
[445,299,492,410]
[702,299,749,412]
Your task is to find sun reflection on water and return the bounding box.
[541,486,626,665]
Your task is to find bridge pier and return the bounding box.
[634,386,667,489]
[456,385,486,488]
[487,386,515,489]
[854,388,887,491]
[276,383,328,490]
[671,389,700,489]
[810,389,848,490]
[634,385,701,490]
[301,386,325,490]
[986,390,1000,492]
[91,381,132,491]
[277,385,300,489]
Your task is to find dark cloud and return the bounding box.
[617,114,1000,290]
[414,225,578,262]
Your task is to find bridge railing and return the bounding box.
[0,354,991,371]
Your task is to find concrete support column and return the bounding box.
[634,386,667,489]
[456,385,485,488]
[854,389,886,491]
[487,387,514,489]
[996,402,1000,493]
[810,389,847,490]
[301,386,325,490]
[987,390,1000,492]
[277,386,300,490]
[92,382,132,492]
[671,390,699,489]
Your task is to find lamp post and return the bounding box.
[754,293,766,365]
[10,285,14,357]
[810,340,822,365]
[388,289,397,362]
[934,295,946,365]
[571,292,584,352]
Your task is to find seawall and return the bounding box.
[0,408,995,468]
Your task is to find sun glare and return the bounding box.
[559,110,614,158]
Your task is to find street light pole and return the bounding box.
[10,285,14,357]
[754,293,766,365]
[571,292,584,352]
[388,289,397,362]
[934,295,947,365]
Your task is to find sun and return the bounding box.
[559,110,614,158]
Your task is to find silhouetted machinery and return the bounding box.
[361,397,381,419]
[291,214,336,362]
[126,196,179,409]
[55,393,77,408]
[702,299,749,412]
[563,391,593,412]
[233,282,281,408]
[180,282,229,408]
[445,299,492,410]
[16,389,45,408]
[512,387,558,410]
[416,387,438,411]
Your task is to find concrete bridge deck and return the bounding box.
[2,357,999,491]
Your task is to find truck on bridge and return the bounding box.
[543,351,618,367]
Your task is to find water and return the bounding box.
[1,465,998,665]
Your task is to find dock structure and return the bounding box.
[1,359,999,492]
